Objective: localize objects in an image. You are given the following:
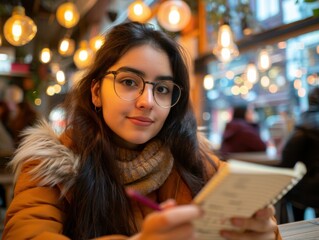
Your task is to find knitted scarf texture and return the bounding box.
[116,139,174,195]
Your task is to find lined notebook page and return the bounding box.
[193,160,306,240]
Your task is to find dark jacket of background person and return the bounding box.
[220,106,267,156]
[279,87,319,221]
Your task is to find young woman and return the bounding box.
[3,22,281,240]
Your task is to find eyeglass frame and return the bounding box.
[103,69,183,108]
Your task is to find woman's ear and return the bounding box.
[91,81,102,107]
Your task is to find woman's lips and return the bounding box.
[127,116,154,126]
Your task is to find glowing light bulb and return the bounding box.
[157,0,191,32]
[168,6,181,25]
[4,6,37,46]
[73,40,94,69]
[56,2,80,28]
[89,35,105,52]
[58,38,75,56]
[40,48,52,63]
[213,24,239,63]
[128,0,151,23]
[258,49,272,71]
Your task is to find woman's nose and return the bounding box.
[136,84,155,109]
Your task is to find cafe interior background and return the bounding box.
[0,0,319,227]
[0,1,319,164]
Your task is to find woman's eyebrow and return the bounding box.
[116,66,143,76]
[116,66,174,81]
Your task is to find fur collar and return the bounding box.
[10,120,80,195]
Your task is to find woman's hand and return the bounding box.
[220,205,278,240]
[131,199,201,240]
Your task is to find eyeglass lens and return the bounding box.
[112,71,181,108]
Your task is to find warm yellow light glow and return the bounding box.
[203,74,214,90]
[261,76,270,88]
[53,84,62,93]
[34,98,42,106]
[46,86,55,96]
[64,10,74,22]
[58,38,75,56]
[231,85,240,95]
[269,84,278,93]
[298,88,306,97]
[40,48,52,63]
[294,79,302,89]
[245,63,258,84]
[56,2,80,28]
[73,40,94,69]
[4,6,37,46]
[213,24,239,63]
[258,49,271,71]
[56,70,65,84]
[89,35,105,52]
[168,6,181,25]
[128,0,151,23]
[225,71,234,79]
[277,41,286,49]
[307,74,317,85]
[157,0,191,32]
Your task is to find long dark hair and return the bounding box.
[62,21,206,239]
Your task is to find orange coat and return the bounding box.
[2,121,281,239]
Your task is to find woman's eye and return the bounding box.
[122,79,137,87]
[155,85,170,94]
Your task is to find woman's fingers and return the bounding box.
[139,205,201,240]
[143,205,201,232]
[220,206,277,240]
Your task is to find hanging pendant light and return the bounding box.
[213,24,239,63]
[40,47,52,64]
[73,40,94,69]
[89,35,105,52]
[3,5,37,46]
[157,0,191,32]
[257,48,272,71]
[56,2,80,28]
[128,0,151,23]
[245,63,259,84]
[58,37,75,56]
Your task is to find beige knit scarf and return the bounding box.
[116,139,174,195]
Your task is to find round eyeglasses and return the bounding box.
[104,70,182,108]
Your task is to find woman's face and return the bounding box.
[91,44,173,149]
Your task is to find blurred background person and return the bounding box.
[7,100,39,146]
[4,85,40,147]
[220,105,267,158]
[279,86,319,222]
[0,101,14,154]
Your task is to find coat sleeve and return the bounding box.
[2,161,131,240]
[2,161,69,240]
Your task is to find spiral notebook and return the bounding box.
[193,160,307,240]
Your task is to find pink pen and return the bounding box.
[125,188,162,211]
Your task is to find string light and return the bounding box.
[3,6,37,46]
[56,2,80,28]
[89,35,105,52]
[213,24,239,63]
[157,0,191,32]
[128,0,151,23]
[58,37,75,56]
[40,48,52,64]
[73,40,94,69]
